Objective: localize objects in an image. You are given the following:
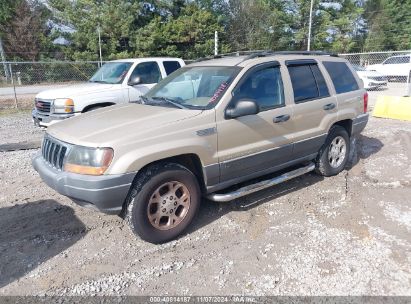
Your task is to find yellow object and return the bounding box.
[373,96,411,121]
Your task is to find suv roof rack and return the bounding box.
[193,54,236,63]
[234,50,338,65]
[193,50,272,63]
[193,50,338,64]
[272,51,338,57]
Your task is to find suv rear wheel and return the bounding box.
[315,125,350,176]
[125,163,201,244]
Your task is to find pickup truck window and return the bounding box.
[145,66,240,109]
[89,62,133,84]
[384,56,410,64]
[233,66,284,111]
[130,61,162,84]
[323,61,359,94]
[288,64,329,103]
[163,61,182,75]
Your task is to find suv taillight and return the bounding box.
[363,92,368,113]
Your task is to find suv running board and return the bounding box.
[207,163,315,202]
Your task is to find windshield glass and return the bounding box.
[89,62,133,84]
[352,64,366,71]
[145,66,241,109]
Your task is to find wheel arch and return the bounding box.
[120,153,207,217]
[82,102,116,113]
[132,153,207,192]
[330,119,353,136]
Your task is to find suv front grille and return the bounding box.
[35,98,52,113]
[41,137,68,170]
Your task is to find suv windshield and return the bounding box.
[89,62,133,84]
[144,66,241,110]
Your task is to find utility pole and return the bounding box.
[214,31,218,56]
[307,0,314,51]
[97,25,103,66]
[0,37,9,82]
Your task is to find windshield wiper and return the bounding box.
[150,97,188,109]
[132,95,148,104]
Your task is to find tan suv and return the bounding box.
[32,51,369,243]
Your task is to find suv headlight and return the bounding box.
[64,146,114,175]
[54,98,74,114]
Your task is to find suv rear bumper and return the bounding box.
[32,153,135,214]
[352,113,369,136]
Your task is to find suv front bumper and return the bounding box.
[32,108,78,127]
[32,153,136,214]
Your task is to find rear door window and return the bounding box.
[287,62,330,103]
[163,61,182,75]
[323,61,359,94]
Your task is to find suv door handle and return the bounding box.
[273,114,290,123]
[323,103,336,111]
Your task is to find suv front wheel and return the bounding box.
[315,125,350,177]
[125,163,201,244]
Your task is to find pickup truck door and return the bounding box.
[127,61,163,102]
[217,62,294,183]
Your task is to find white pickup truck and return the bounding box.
[367,54,411,82]
[32,58,185,127]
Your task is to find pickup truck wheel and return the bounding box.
[125,163,200,244]
[315,126,350,177]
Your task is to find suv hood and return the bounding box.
[36,83,116,99]
[47,104,202,147]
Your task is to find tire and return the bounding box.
[125,163,201,244]
[315,125,350,177]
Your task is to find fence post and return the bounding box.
[8,64,18,109]
[407,69,411,97]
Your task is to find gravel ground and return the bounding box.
[0,110,44,145]
[0,111,410,296]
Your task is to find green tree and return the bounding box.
[47,0,150,60]
[320,1,364,53]
[225,0,292,51]
[0,0,17,30]
[1,0,52,61]
[364,0,411,51]
[133,3,227,59]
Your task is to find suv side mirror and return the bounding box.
[128,76,142,86]
[225,99,259,119]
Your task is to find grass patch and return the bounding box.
[0,108,31,117]
[0,94,35,110]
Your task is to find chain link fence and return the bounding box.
[0,61,102,109]
[340,50,411,99]
[1,51,410,109]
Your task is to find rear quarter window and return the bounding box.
[323,61,359,94]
